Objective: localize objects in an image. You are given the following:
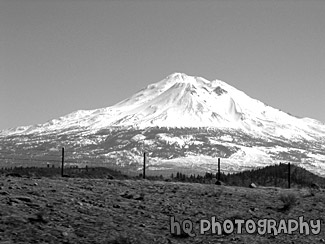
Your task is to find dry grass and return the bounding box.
[0,176,324,243]
[279,191,298,211]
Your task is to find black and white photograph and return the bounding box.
[1,0,325,243]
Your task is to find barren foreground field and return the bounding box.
[0,175,324,244]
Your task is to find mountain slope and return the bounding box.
[1,73,325,176]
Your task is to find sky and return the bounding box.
[1,0,324,130]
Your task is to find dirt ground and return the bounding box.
[0,175,325,244]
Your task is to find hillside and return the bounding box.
[223,163,325,188]
[171,163,325,189]
[0,174,324,243]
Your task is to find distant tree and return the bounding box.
[181,173,186,181]
[189,174,194,181]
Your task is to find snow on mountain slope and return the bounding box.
[1,73,325,141]
[1,71,325,176]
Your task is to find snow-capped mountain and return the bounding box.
[2,73,325,139]
[1,73,325,176]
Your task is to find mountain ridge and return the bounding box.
[1,72,324,138]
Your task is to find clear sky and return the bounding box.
[1,0,324,130]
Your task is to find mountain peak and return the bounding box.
[167,72,195,84]
[2,73,325,140]
[168,72,188,79]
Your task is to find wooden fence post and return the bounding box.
[218,158,221,181]
[61,147,64,177]
[143,152,146,179]
[288,162,291,189]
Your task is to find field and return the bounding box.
[0,172,325,244]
